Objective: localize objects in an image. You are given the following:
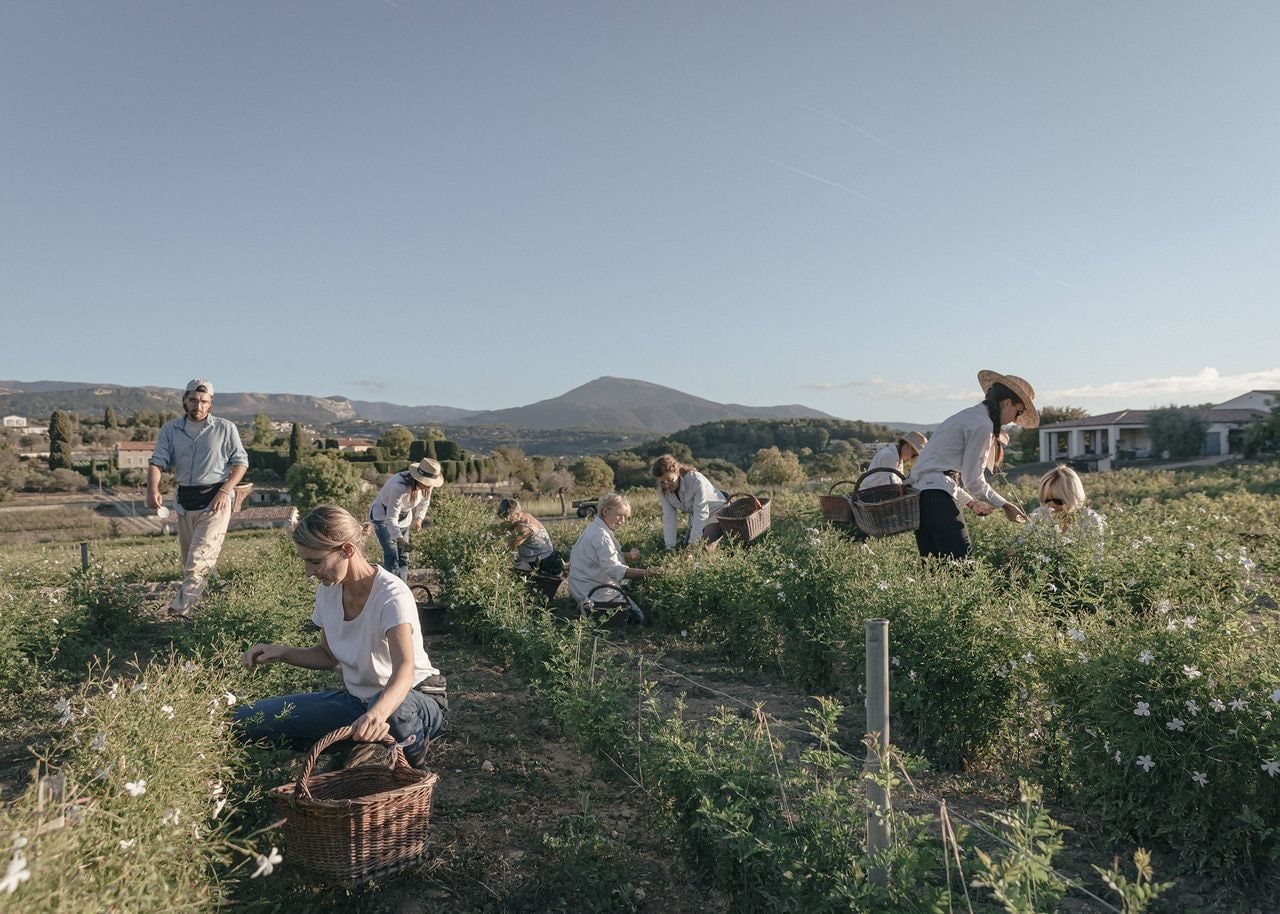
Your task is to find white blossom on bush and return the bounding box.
[1263,760,1280,778]
[124,779,147,797]
[1183,665,1202,680]
[1191,771,1208,787]
[1186,699,1200,716]
[1134,701,1151,717]
[1166,718,1185,732]
[1136,754,1156,772]
[159,705,175,720]
[252,847,283,878]
[1229,699,1248,712]
[1138,650,1154,665]
[1067,627,1085,642]
[0,850,30,895]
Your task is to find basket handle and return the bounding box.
[409,583,434,604]
[851,467,907,494]
[726,492,762,511]
[585,582,627,604]
[826,480,858,495]
[294,725,410,800]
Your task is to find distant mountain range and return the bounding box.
[0,376,840,436]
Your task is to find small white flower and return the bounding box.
[91,732,107,752]
[223,692,236,707]
[1210,698,1226,712]
[1138,650,1154,665]
[1166,620,1180,633]
[1166,718,1185,732]
[1134,701,1151,717]
[1229,699,1248,711]
[162,808,181,826]
[877,581,889,591]
[0,850,30,895]
[1038,553,1050,565]
[1270,688,1280,705]
[908,669,917,681]
[1191,771,1208,787]
[212,798,227,819]
[1113,750,1122,764]
[1136,754,1156,772]
[1022,652,1035,665]
[890,656,900,667]
[107,682,120,700]
[1182,616,1197,630]
[118,838,136,849]
[1156,599,1171,614]
[159,704,175,720]
[252,846,283,878]
[1262,760,1280,778]
[1045,583,1057,593]
[1067,627,1085,642]
[124,779,147,797]
[182,660,199,673]
[1186,699,1200,716]
[1183,665,1202,680]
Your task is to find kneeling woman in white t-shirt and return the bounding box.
[234,505,445,769]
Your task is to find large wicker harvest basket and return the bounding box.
[716,493,772,544]
[818,480,858,524]
[410,584,450,635]
[269,726,439,882]
[850,468,920,538]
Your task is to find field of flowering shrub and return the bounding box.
[0,462,1275,912]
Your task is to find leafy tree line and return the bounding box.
[658,417,896,465]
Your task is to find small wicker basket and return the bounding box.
[716,493,772,544]
[818,480,858,524]
[850,468,920,538]
[410,584,449,635]
[269,726,439,883]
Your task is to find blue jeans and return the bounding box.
[233,687,445,763]
[371,519,407,573]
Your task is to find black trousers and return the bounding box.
[914,489,971,560]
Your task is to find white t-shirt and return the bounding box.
[311,566,438,700]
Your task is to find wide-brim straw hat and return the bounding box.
[407,457,445,487]
[977,370,1039,429]
[896,430,928,455]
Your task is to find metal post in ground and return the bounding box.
[80,541,90,571]
[864,618,891,884]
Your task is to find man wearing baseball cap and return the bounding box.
[147,379,249,616]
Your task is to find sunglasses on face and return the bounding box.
[1042,497,1065,507]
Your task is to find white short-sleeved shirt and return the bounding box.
[311,566,438,700]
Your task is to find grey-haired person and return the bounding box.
[146,378,248,616]
[906,370,1037,561]
[567,493,659,624]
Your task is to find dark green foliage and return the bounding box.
[1147,405,1210,459]
[103,406,118,429]
[48,410,76,470]
[408,439,427,461]
[659,418,896,467]
[288,422,305,463]
[1018,406,1089,462]
[246,447,289,475]
[434,439,461,461]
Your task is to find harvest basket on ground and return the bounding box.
[410,584,449,635]
[716,492,772,544]
[579,582,639,624]
[818,480,858,524]
[850,468,920,538]
[268,725,440,882]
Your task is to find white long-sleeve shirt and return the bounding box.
[859,444,904,491]
[368,473,433,534]
[659,470,727,549]
[907,404,1008,508]
[568,517,630,604]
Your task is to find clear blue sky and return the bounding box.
[3,2,1277,424]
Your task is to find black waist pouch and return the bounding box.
[177,484,221,511]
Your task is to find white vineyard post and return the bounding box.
[864,617,892,884]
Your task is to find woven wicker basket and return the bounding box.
[850,468,920,538]
[716,493,772,544]
[818,480,858,524]
[269,726,439,882]
[410,584,450,634]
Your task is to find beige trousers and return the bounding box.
[172,504,232,613]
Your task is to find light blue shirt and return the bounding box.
[148,415,248,487]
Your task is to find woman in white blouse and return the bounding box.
[906,370,1037,560]
[652,454,728,550]
[368,457,444,577]
[568,493,660,623]
[859,431,928,490]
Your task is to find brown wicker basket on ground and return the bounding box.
[818,480,858,524]
[716,493,773,544]
[269,726,439,883]
[410,585,449,634]
[850,468,920,537]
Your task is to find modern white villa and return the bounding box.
[1037,390,1277,467]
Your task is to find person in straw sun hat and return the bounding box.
[905,370,1038,561]
[368,457,444,580]
[858,430,929,492]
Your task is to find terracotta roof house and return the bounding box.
[1038,390,1276,465]
[115,440,156,469]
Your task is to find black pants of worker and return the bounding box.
[914,489,971,561]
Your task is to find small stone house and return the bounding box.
[115,440,156,469]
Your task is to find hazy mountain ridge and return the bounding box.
[0,376,896,437]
